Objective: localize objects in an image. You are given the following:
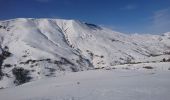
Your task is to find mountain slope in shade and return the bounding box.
[0,18,170,88]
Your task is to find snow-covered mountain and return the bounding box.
[0,18,170,88]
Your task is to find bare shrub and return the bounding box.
[143,66,153,69]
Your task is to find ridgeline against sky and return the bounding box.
[0,0,170,34]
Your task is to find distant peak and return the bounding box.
[162,32,170,37]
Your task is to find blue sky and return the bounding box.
[0,0,170,34]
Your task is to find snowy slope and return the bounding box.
[0,69,170,100]
[0,18,170,88]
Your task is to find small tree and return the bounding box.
[0,55,4,79]
[0,46,11,80]
[12,67,31,85]
[163,58,166,62]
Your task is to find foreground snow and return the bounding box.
[0,68,170,100]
